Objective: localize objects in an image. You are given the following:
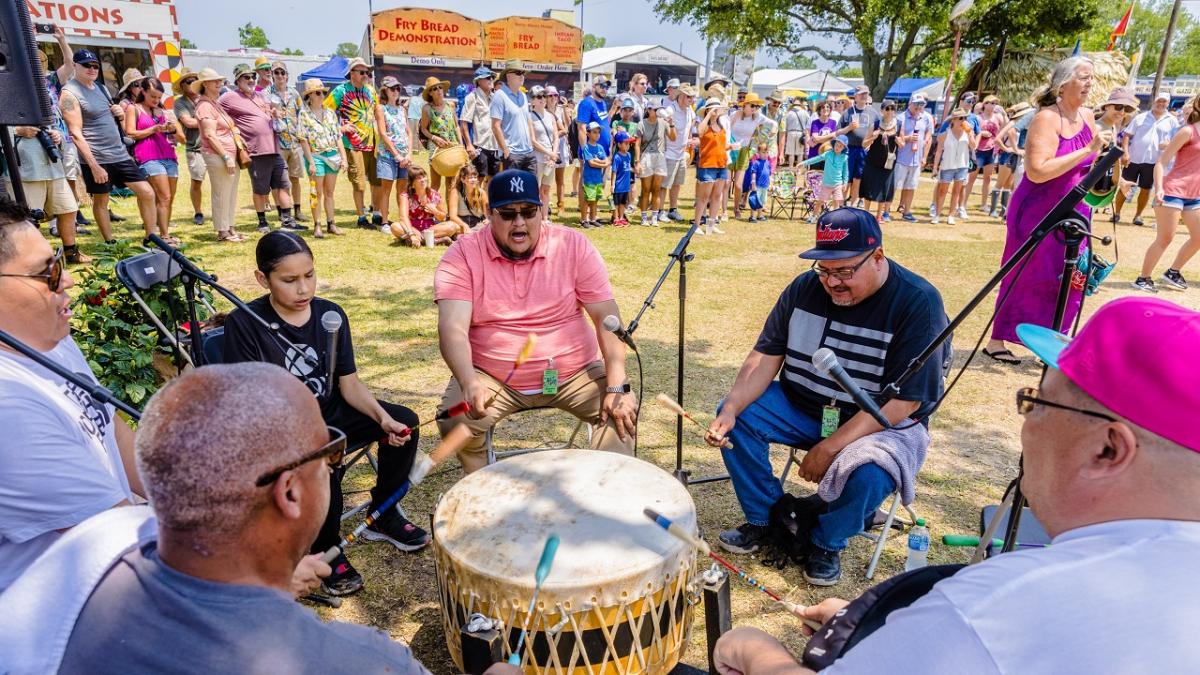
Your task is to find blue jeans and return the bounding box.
[718,382,897,551]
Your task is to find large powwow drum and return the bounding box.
[432,449,699,674]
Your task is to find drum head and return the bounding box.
[433,449,697,605]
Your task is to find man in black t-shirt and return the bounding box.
[705,208,948,586]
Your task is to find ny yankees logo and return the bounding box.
[510,175,525,194]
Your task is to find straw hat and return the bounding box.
[422,75,451,102]
[301,78,328,100]
[172,67,198,96]
[116,68,143,96]
[677,83,698,98]
[1007,101,1034,119]
[741,92,765,106]
[191,68,224,94]
[498,59,526,77]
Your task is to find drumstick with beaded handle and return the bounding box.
[395,401,471,440]
[483,333,537,409]
[655,393,734,449]
[508,534,560,666]
[643,508,822,631]
[319,423,474,564]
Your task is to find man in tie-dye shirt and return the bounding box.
[327,57,381,228]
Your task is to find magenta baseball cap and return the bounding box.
[1017,297,1200,452]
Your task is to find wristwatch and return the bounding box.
[606,383,632,394]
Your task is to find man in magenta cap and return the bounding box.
[711,296,1200,674]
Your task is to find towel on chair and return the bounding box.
[817,423,930,506]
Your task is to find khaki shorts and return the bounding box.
[185,150,207,181]
[638,152,668,178]
[345,148,380,191]
[664,156,688,187]
[280,146,304,178]
[25,178,78,217]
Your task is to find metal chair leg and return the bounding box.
[779,447,802,488]
[865,491,902,580]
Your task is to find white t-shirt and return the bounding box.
[826,519,1200,674]
[1124,111,1180,165]
[0,337,133,591]
[530,108,558,161]
[665,100,695,162]
[729,111,764,148]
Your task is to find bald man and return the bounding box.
[35,363,484,673]
[712,297,1200,674]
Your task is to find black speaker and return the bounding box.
[0,0,53,126]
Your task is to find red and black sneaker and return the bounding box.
[362,510,431,552]
[321,552,364,597]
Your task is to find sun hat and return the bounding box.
[192,68,224,93]
[489,169,541,208]
[472,65,496,81]
[983,94,1000,104]
[704,76,729,90]
[253,56,271,71]
[1008,101,1034,119]
[116,68,143,96]
[422,75,451,102]
[834,134,849,147]
[678,83,698,97]
[300,78,329,99]
[172,67,198,96]
[799,207,883,261]
[499,59,526,76]
[614,130,633,144]
[1018,297,1200,453]
[666,78,681,89]
[232,63,255,80]
[742,92,765,106]
[950,108,969,119]
[1103,87,1139,110]
[344,57,370,75]
[766,92,782,103]
[545,85,559,97]
[700,97,725,110]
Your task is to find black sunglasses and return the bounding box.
[1015,387,1116,422]
[811,249,877,281]
[495,205,541,221]
[532,94,545,99]
[273,69,287,75]
[0,246,64,292]
[79,62,100,70]
[255,426,348,487]
[351,69,372,76]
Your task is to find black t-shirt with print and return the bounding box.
[754,260,950,426]
[221,295,356,416]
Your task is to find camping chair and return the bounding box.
[484,407,593,466]
[779,446,918,580]
[768,170,801,220]
[800,170,826,221]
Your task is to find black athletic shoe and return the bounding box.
[1133,217,1146,227]
[356,215,371,229]
[256,224,271,234]
[192,213,205,225]
[76,212,91,226]
[718,523,767,554]
[1162,269,1188,291]
[362,511,430,552]
[281,218,308,231]
[109,211,127,222]
[321,552,364,596]
[803,546,842,586]
[371,212,384,228]
[1130,277,1158,293]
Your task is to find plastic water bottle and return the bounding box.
[905,518,930,571]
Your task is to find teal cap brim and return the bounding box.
[1016,323,1072,368]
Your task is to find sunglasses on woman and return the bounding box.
[254,426,348,487]
[0,247,65,292]
[495,205,541,221]
[273,69,287,76]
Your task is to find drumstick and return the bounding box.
[655,393,734,449]
[484,333,537,408]
[508,534,560,666]
[643,508,822,631]
[319,424,474,564]
[396,401,471,439]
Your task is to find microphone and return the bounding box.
[812,348,891,429]
[321,310,342,395]
[602,314,637,351]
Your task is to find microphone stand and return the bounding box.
[878,145,1124,556]
[0,328,141,421]
[625,222,727,485]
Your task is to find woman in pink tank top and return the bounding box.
[1133,97,1200,292]
[124,77,181,245]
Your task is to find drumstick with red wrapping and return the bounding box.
[655,393,734,449]
[483,333,537,408]
[319,423,474,564]
[643,508,822,630]
[395,401,471,440]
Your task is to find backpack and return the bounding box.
[760,492,827,569]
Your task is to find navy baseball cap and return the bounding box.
[489,169,542,209]
[799,207,883,260]
[73,49,100,65]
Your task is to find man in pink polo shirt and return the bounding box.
[434,169,636,472]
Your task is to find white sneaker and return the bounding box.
[929,203,937,217]
[710,222,726,234]
[947,215,957,225]
[695,225,707,235]
[931,216,941,224]
[956,206,968,219]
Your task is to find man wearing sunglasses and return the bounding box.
[329,57,383,229]
[705,207,949,587]
[711,297,1200,674]
[0,197,141,592]
[434,169,636,473]
[490,59,537,173]
[264,61,308,223]
[8,363,486,674]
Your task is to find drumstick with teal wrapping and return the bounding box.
[643,508,822,630]
[508,534,560,666]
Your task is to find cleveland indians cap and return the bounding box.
[799,207,884,260]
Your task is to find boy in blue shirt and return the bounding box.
[580,122,610,229]
[611,131,634,227]
[745,142,773,222]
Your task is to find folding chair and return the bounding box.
[115,250,215,369]
[779,446,918,580]
[768,170,800,221]
[484,407,593,465]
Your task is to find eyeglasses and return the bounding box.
[811,249,877,281]
[254,426,347,487]
[0,247,65,292]
[1015,387,1116,422]
[273,69,287,76]
[495,205,541,221]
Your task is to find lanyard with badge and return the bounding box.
[542,356,558,395]
[821,398,840,438]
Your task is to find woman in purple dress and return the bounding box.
[807,100,840,169]
[985,56,1114,364]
